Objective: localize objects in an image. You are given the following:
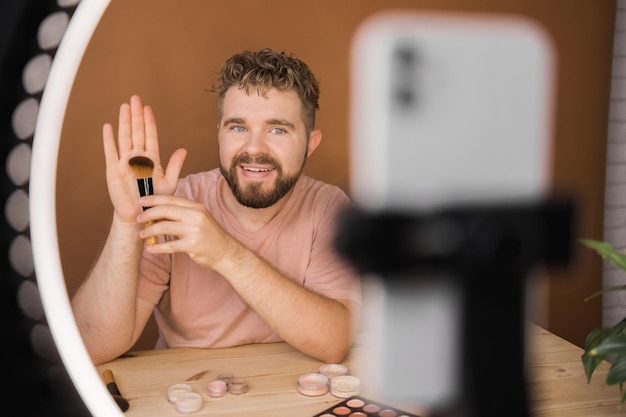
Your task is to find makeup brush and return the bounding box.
[103,369,130,412]
[128,156,158,245]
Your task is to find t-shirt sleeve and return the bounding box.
[304,188,362,305]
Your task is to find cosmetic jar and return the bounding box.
[228,377,249,395]
[167,383,193,404]
[297,372,329,396]
[330,375,363,398]
[207,379,228,397]
[174,392,203,414]
[318,363,349,379]
[216,372,233,385]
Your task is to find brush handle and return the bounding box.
[136,178,158,245]
[144,220,158,245]
[103,369,122,396]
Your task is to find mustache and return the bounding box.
[232,153,278,168]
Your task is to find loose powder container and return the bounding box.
[206,379,228,398]
[174,392,203,414]
[318,363,349,379]
[297,372,329,396]
[216,373,234,385]
[228,377,249,395]
[330,375,363,398]
[167,383,193,404]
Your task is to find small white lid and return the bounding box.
[298,372,329,389]
[319,363,349,378]
[330,375,363,398]
[175,392,203,414]
[167,383,193,404]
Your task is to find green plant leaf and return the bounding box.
[585,327,616,350]
[607,355,626,388]
[582,350,607,383]
[579,239,626,271]
[590,334,626,357]
[585,285,626,302]
[583,327,614,382]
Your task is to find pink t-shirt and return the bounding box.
[137,169,362,349]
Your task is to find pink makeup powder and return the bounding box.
[297,372,329,396]
[206,379,228,397]
[362,403,381,413]
[346,398,365,408]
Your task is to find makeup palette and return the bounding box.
[312,396,421,417]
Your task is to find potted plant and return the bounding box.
[579,238,626,406]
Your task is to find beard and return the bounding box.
[220,152,306,209]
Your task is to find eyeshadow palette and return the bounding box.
[313,396,421,417]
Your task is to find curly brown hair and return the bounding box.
[210,48,320,135]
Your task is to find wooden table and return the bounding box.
[527,324,622,416]
[95,323,623,416]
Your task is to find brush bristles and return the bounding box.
[129,156,155,179]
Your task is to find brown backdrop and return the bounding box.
[57,0,616,350]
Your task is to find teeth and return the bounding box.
[244,167,271,172]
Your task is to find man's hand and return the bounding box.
[136,194,234,268]
[102,95,187,223]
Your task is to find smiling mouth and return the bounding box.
[242,166,273,173]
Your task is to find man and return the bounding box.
[71,49,361,366]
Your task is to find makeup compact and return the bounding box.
[216,373,234,385]
[319,363,349,379]
[313,396,421,417]
[227,377,249,395]
[167,383,193,404]
[174,392,203,414]
[206,379,228,398]
[297,372,330,396]
[330,375,363,398]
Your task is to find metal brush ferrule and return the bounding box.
[136,177,153,211]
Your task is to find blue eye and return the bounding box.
[231,125,246,132]
[270,127,286,134]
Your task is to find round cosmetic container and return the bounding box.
[228,377,249,395]
[206,379,228,397]
[318,363,349,379]
[297,372,329,396]
[330,375,363,398]
[216,373,234,385]
[174,392,203,414]
[167,383,193,404]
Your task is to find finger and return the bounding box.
[117,102,132,155]
[102,123,119,164]
[138,195,199,211]
[144,105,160,156]
[139,218,191,245]
[144,238,183,255]
[164,148,188,186]
[130,95,146,151]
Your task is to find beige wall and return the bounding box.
[57,0,616,350]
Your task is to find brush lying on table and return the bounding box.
[129,156,158,245]
[103,369,130,412]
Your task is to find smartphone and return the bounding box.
[349,10,556,409]
[350,10,555,211]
